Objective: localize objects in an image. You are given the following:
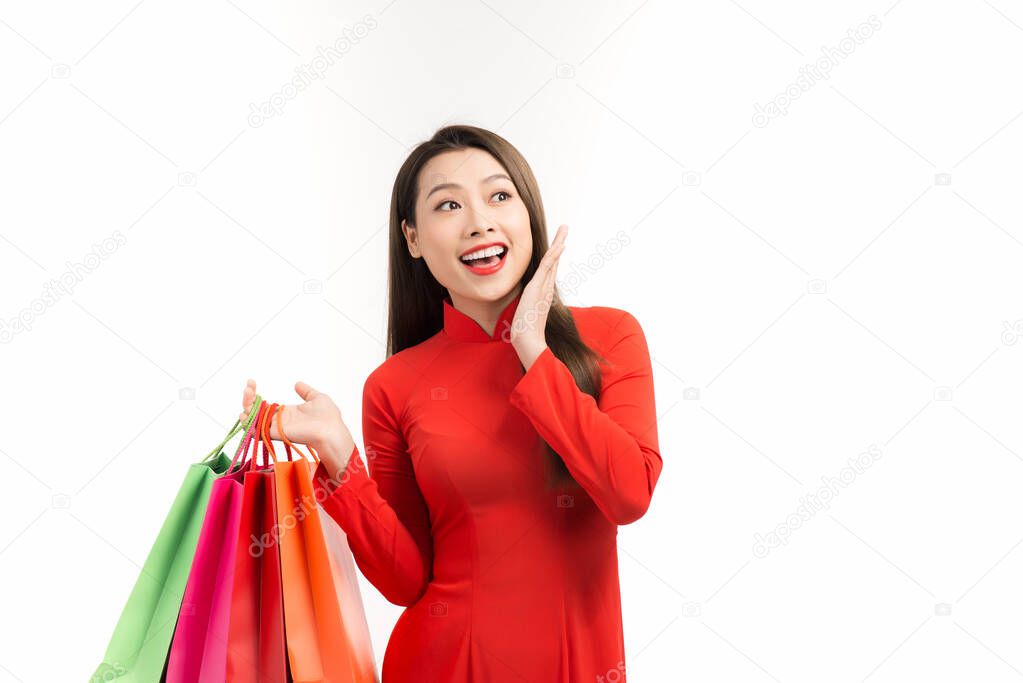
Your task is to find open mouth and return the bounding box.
[459,245,508,271]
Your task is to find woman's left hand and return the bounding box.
[509,224,568,369]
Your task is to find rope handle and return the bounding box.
[258,402,276,468]
[276,403,319,463]
[201,392,263,463]
[227,400,266,474]
[258,402,292,467]
[253,402,272,469]
[201,394,319,470]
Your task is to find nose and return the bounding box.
[465,213,498,238]
[467,225,497,238]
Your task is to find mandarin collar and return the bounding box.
[442,293,521,343]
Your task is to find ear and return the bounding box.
[401,219,420,258]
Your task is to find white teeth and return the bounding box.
[460,245,507,262]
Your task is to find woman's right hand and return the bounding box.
[240,379,355,477]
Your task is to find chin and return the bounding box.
[450,280,515,303]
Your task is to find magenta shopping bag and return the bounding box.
[165,402,266,682]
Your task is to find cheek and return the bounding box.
[417,226,462,285]
[419,252,459,290]
[508,235,532,279]
[511,208,532,257]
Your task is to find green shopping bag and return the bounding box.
[89,395,263,683]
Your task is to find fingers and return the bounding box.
[543,228,566,278]
[550,224,568,252]
[541,264,558,302]
[275,404,290,443]
[266,404,282,442]
[236,380,317,428]
[240,378,258,421]
[542,225,568,271]
[294,381,319,402]
[242,379,256,411]
[518,225,566,313]
[520,226,567,302]
[553,223,568,246]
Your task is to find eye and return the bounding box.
[435,190,512,212]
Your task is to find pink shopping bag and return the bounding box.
[165,401,266,682]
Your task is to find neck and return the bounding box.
[447,287,521,338]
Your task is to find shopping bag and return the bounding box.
[275,426,366,682]
[226,401,289,683]
[320,506,378,681]
[166,401,265,682]
[89,397,263,683]
[303,388,376,679]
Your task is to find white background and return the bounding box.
[2,1,1023,681]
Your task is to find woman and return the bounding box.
[241,124,662,681]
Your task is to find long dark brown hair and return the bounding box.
[385,124,607,488]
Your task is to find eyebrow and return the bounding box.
[425,173,512,199]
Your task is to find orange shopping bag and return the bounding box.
[273,406,377,682]
[320,509,377,681]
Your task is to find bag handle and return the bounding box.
[276,403,319,464]
[268,402,299,464]
[227,400,266,474]
[253,401,273,470]
[201,392,263,463]
[257,402,291,467]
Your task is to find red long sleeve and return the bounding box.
[311,371,433,607]
[508,309,662,525]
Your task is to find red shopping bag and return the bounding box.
[227,401,289,683]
